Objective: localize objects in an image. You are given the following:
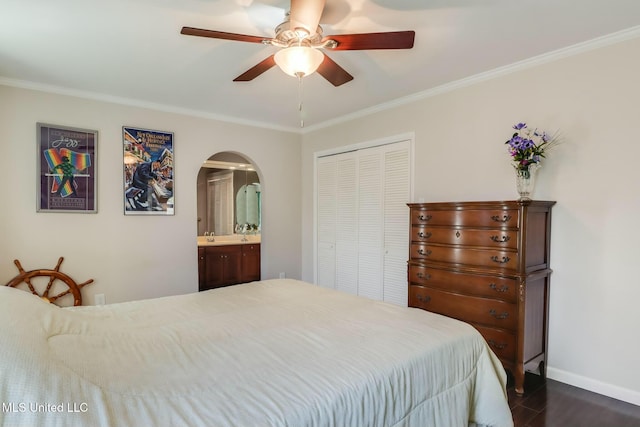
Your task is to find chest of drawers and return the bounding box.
[407,200,555,395]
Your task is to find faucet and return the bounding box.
[239,224,248,242]
[204,231,215,242]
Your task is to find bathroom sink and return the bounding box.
[197,234,261,246]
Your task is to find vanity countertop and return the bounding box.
[197,235,261,247]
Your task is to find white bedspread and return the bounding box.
[0,279,513,427]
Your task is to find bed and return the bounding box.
[0,278,513,427]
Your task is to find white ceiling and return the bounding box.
[2,0,639,132]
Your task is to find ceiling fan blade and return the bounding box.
[316,54,353,87]
[289,0,326,35]
[233,55,277,82]
[181,27,266,44]
[325,30,415,51]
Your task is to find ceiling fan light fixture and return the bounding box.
[293,27,311,39]
[274,46,324,77]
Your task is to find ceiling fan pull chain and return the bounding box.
[297,72,305,128]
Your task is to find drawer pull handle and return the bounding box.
[490,255,510,264]
[489,283,509,293]
[490,235,510,243]
[418,248,432,256]
[417,295,431,304]
[416,272,431,280]
[487,339,507,350]
[491,214,512,223]
[418,214,432,222]
[489,309,509,319]
[418,231,432,239]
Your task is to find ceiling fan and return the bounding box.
[180,0,415,87]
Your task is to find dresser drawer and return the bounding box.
[408,264,517,302]
[474,324,517,361]
[411,226,518,249]
[411,209,520,228]
[409,285,517,330]
[410,243,518,270]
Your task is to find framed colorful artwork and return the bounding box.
[123,126,174,215]
[37,123,98,213]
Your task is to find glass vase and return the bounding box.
[513,163,540,200]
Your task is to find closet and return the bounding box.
[315,139,411,306]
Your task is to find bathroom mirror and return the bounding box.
[197,152,261,237]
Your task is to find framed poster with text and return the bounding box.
[37,123,98,213]
[123,126,174,215]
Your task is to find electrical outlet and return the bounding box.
[94,293,105,306]
[279,272,286,279]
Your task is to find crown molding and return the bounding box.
[302,25,640,133]
[0,76,300,134]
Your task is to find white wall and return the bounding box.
[301,36,640,403]
[0,86,302,304]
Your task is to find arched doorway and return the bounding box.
[196,152,261,291]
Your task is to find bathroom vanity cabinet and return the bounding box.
[198,243,260,291]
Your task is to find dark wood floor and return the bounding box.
[508,373,640,427]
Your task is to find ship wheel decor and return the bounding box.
[5,257,94,306]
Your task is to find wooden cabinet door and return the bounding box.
[201,246,227,290]
[198,248,206,290]
[201,249,222,291]
[200,245,242,291]
[241,244,261,282]
[223,246,243,285]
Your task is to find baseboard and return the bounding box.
[547,367,640,406]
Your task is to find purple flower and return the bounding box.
[508,135,523,149]
[541,132,550,143]
[505,122,560,168]
[521,138,535,149]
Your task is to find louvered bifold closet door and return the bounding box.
[334,152,359,295]
[315,140,411,305]
[382,141,411,306]
[356,148,384,300]
[316,156,337,289]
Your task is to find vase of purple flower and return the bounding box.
[513,162,540,200]
[506,122,560,200]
